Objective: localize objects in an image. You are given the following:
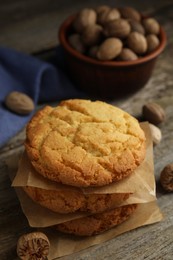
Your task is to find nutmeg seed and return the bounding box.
[160,164,173,192]
[127,32,147,54]
[146,34,160,53]
[17,232,50,259]
[97,8,121,25]
[95,5,110,15]
[104,18,131,39]
[73,8,97,33]
[82,24,103,46]
[117,48,138,61]
[142,102,165,125]
[143,18,160,35]
[97,38,123,60]
[129,20,145,35]
[5,91,35,115]
[120,6,141,22]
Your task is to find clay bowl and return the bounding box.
[58,15,167,100]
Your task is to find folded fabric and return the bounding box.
[0,46,87,148]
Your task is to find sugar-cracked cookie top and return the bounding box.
[25,99,146,187]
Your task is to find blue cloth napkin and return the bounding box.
[0,46,87,148]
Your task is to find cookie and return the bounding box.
[25,99,146,187]
[55,204,137,236]
[23,185,130,214]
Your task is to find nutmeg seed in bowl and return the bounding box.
[58,8,166,99]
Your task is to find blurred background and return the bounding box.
[0,0,172,55]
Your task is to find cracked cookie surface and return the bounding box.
[25,99,146,187]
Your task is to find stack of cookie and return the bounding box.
[23,99,146,236]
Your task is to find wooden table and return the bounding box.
[0,0,173,259]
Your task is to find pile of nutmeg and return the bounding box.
[68,5,161,61]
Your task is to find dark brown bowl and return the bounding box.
[58,15,167,100]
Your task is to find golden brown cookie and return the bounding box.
[55,204,137,236]
[23,185,130,214]
[25,99,146,187]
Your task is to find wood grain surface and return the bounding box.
[0,0,173,259]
